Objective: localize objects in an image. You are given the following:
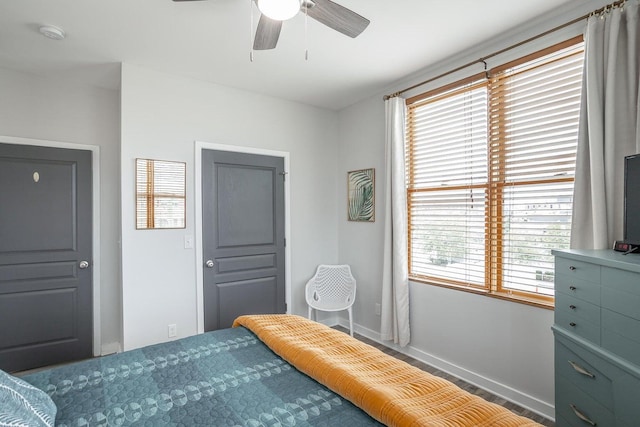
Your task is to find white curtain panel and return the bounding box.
[571,1,640,249]
[381,96,410,347]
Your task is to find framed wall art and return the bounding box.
[347,168,375,222]
[136,158,186,229]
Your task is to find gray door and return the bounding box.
[0,143,92,372]
[202,150,285,331]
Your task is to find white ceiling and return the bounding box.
[1,0,587,110]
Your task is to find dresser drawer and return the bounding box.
[555,274,600,306]
[555,256,601,283]
[554,251,640,427]
[601,267,640,320]
[555,307,600,344]
[555,291,600,324]
[555,411,617,427]
[555,338,613,409]
[556,374,615,427]
[613,367,640,426]
[557,411,633,427]
[602,309,640,366]
[555,413,578,427]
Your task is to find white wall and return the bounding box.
[337,98,386,327]
[339,91,556,412]
[335,1,612,420]
[120,63,340,350]
[0,67,122,354]
[337,82,557,421]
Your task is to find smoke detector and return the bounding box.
[39,25,65,40]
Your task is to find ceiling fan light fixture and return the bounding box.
[257,0,300,21]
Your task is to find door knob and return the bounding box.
[205,260,214,268]
[79,260,90,269]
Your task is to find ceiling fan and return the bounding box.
[173,0,370,50]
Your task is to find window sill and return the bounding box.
[409,276,554,310]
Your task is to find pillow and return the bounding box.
[0,369,56,427]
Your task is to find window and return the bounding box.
[136,158,186,229]
[406,37,584,307]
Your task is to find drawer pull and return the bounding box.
[569,266,576,271]
[569,286,577,291]
[569,305,576,310]
[568,360,595,378]
[570,322,577,327]
[569,404,596,426]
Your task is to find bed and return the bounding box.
[3,315,542,426]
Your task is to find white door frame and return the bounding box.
[194,141,291,334]
[0,135,102,356]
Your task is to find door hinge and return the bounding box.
[284,238,286,247]
[279,171,288,181]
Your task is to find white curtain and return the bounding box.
[571,1,640,249]
[381,96,410,347]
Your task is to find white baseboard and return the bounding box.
[335,319,555,422]
[101,342,121,356]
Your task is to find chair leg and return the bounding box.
[348,307,353,337]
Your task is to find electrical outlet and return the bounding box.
[168,324,177,338]
[375,303,381,316]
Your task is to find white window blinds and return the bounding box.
[406,37,584,305]
[407,79,488,289]
[488,40,584,300]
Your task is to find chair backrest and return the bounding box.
[305,264,356,310]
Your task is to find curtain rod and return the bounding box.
[383,0,625,101]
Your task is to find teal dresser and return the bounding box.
[552,249,640,427]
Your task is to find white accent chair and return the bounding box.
[305,264,357,336]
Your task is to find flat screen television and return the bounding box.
[624,154,640,246]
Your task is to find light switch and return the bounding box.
[184,235,194,249]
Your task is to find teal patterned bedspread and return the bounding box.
[22,327,382,426]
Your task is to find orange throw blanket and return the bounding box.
[233,314,542,427]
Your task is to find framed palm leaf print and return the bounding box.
[347,168,375,222]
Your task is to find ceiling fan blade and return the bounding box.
[306,0,369,38]
[253,14,283,50]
